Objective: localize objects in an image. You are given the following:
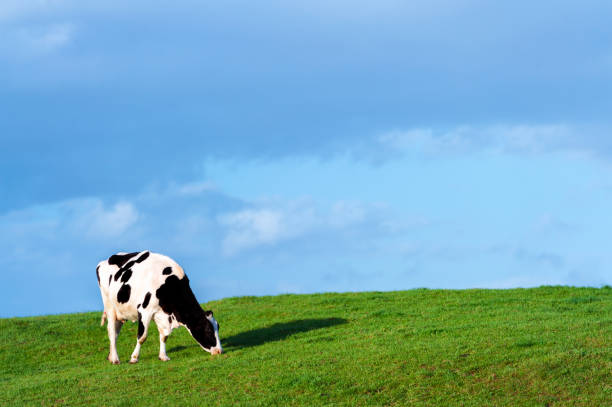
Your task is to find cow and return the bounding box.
[96,251,222,364]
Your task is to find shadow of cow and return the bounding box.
[168,317,347,353]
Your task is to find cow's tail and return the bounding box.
[100,311,107,326]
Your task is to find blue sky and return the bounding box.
[1,1,611,316]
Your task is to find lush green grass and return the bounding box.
[1,287,611,406]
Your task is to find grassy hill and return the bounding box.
[1,287,611,406]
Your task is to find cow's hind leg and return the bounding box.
[107,314,123,364]
[130,311,153,364]
[154,313,172,361]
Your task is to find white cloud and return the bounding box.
[216,199,397,256]
[0,21,75,59]
[0,0,56,22]
[361,124,588,161]
[83,201,139,238]
[17,23,75,54]
[487,124,575,154]
[218,209,296,256]
[0,198,139,245]
[375,128,470,154]
[175,181,216,196]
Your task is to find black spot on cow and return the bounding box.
[168,316,172,324]
[120,269,133,283]
[127,252,149,269]
[137,312,144,338]
[162,335,168,343]
[135,251,150,263]
[117,284,131,303]
[156,275,217,350]
[115,264,132,281]
[108,252,139,268]
[113,251,150,282]
[108,275,112,285]
[96,266,100,284]
[162,267,172,275]
[142,292,151,309]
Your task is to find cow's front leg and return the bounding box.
[130,311,153,364]
[154,313,172,361]
[158,332,170,361]
[107,316,123,364]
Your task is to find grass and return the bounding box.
[1,286,611,406]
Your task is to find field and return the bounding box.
[1,287,611,406]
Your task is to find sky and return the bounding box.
[1,1,612,317]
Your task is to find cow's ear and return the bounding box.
[205,310,213,318]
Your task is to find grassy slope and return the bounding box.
[1,287,611,406]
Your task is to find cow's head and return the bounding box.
[189,310,222,355]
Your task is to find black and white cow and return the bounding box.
[96,251,222,364]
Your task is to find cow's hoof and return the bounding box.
[159,355,170,362]
[129,358,139,364]
[110,359,120,365]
